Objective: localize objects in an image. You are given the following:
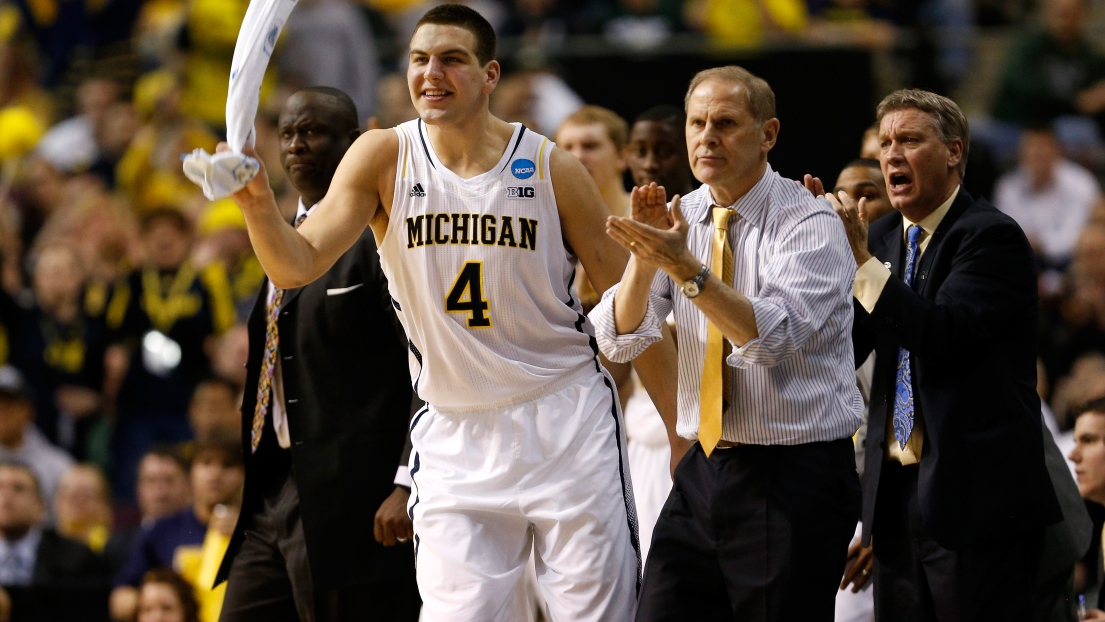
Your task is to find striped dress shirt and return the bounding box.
[591,165,862,445]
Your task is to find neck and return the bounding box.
[45,300,78,323]
[709,160,767,207]
[423,113,514,176]
[300,191,324,210]
[599,180,630,217]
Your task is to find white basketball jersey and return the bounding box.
[380,120,598,411]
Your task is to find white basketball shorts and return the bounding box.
[408,364,641,622]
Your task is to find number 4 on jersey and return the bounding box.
[446,261,491,328]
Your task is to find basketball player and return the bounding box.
[224,5,640,621]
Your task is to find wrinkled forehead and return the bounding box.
[879,107,939,137]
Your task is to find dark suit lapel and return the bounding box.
[876,220,903,280]
[278,285,305,308]
[915,188,972,297]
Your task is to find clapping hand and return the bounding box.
[606,183,698,279]
[804,174,872,267]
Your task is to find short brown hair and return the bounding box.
[415,4,496,66]
[557,105,629,150]
[1073,396,1105,422]
[876,89,970,179]
[140,568,200,622]
[685,66,776,124]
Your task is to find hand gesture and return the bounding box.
[216,142,273,208]
[803,174,826,197]
[606,194,698,280]
[631,183,675,229]
[824,190,873,267]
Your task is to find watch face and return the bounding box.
[682,281,700,298]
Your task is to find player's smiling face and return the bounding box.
[408,24,499,125]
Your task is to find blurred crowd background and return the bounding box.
[0,0,1102,620]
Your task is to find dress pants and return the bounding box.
[636,438,860,622]
[872,461,1043,622]
[218,448,422,622]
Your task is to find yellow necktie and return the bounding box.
[699,206,734,456]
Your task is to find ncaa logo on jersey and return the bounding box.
[506,186,535,199]
[511,159,536,179]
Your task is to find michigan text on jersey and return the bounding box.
[406,213,539,251]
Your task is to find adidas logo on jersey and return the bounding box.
[506,186,535,199]
[410,183,426,198]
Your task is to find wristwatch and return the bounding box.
[680,265,710,298]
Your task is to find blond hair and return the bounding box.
[876,89,970,179]
[684,66,776,123]
[557,105,629,150]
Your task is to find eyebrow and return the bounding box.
[409,48,471,58]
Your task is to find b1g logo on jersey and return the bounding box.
[506,186,535,199]
[511,159,536,179]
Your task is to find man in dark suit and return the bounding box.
[216,87,420,622]
[825,89,1062,621]
[0,461,110,621]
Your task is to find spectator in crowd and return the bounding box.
[10,243,108,457]
[0,366,73,520]
[596,0,685,50]
[111,437,243,622]
[0,14,53,129]
[186,377,241,445]
[192,201,264,318]
[136,568,201,622]
[1040,223,1105,398]
[989,0,1105,162]
[488,69,584,137]
[105,208,235,501]
[595,65,861,620]
[994,125,1101,285]
[833,88,1059,619]
[683,0,808,48]
[0,461,110,621]
[33,76,123,182]
[368,73,419,131]
[115,70,218,218]
[135,448,192,530]
[625,105,695,199]
[54,464,113,555]
[206,324,249,390]
[859,123,879,159]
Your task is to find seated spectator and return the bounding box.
[488,69,583,137]
[186,377,241,446]
[1040,224,1105,393]
[192,200,264,319]
[105,208,235,502]
[206,324,248,390]
[987,0,1105,164]
[598,0,684,50]
[0,461,110,622]
[994,125,1101,285]
[136,568,200,622]
[104,448,192,575]
[625,105,695,198]
[0,367,73,521]
[110,438,243,622]
[54,464,113,555]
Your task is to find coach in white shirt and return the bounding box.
[591,65,862,621]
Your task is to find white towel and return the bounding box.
[183,0,299,200]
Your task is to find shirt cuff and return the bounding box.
[393,465,412,489]
[854,256,891,314]
[591,285,663,363]
[727,296,788,369]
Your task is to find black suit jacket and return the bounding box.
[216,225,416,591]
[856,188,1061,550]
[7,529,111,622]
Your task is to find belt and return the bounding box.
[715,440,745,448]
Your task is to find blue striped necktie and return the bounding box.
[893,225,923,449]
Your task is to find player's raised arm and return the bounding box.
[550,147,629,293]
[227,129,398,289]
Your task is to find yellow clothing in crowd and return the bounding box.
[694,0,808,48]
